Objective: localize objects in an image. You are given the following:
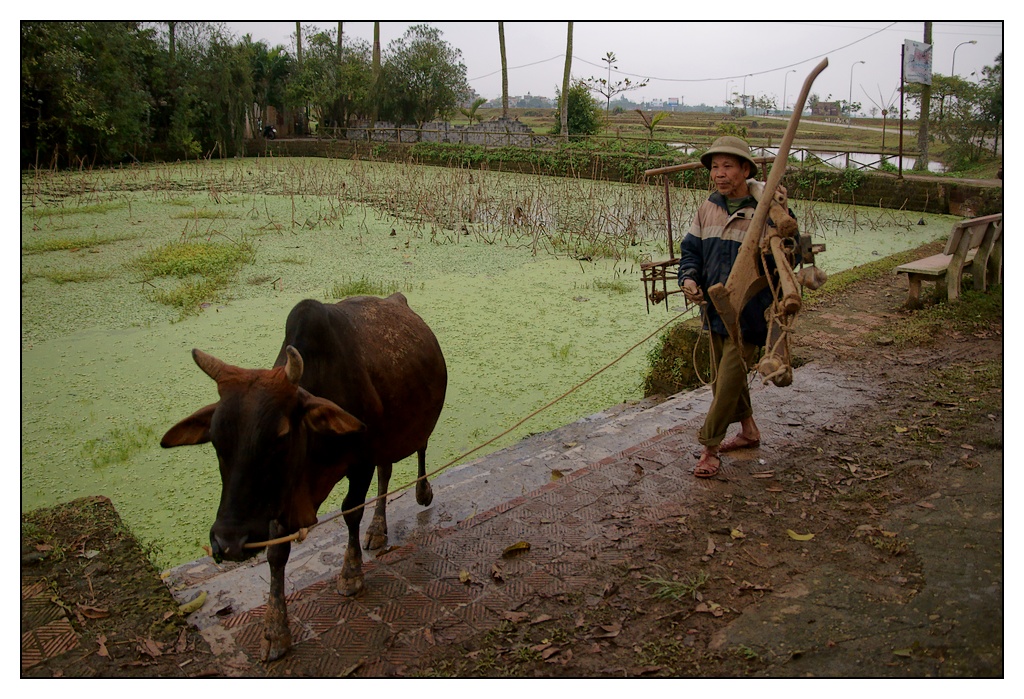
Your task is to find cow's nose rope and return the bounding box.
[243,309,688,550]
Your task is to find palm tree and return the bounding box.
[560,22,573,139]
[371,21,381,126]
[498,22,508,119]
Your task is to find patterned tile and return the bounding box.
[21,618,78,672]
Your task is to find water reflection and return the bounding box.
[669,145,945,173]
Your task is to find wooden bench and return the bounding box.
[895,213,1002,307]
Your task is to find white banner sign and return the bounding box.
[903,39,933,85]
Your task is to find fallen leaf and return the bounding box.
[178,590,207,615]
[894,426,909,433]
[750,471,774,478]
[959,444,975,451]
[706,537,716,555]
[459,569,472,584]
[694,602,724,617]
[786,529,815,541]
[138,638,164,658]
[594,623,621,638]
[730,528,746,540]
[491,562,504,582]
[602,582,619,598]
[893,648,913,657]
[77,604,109,619]
[502,541,531,558]
[531,642,552,653]
[550,469,564,481]
[96,635,109,658]
[531,614,553,625]
[916,501,936,509]
[502,611,530,623]
[35,544,53,552]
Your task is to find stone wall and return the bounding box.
[341,118,558,148]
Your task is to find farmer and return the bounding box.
[677,135,796,478]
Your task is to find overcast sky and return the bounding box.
[226,20,1002,112]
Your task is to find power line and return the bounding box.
[575,22,900,84]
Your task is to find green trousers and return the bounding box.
[699,332,760,448]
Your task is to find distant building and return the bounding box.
[812,101,841,117]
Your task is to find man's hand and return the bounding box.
[681,279,705,305]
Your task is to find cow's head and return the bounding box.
[161,346,365,562]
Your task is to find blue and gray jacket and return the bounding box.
[677,190,797,346]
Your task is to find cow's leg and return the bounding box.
[338,466,373,596]
[415,447,433,507]
[260,520,292,662]
[363,463,391,550]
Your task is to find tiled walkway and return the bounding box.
[211,422,709,677]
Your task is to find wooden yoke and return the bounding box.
[706,58,828,349]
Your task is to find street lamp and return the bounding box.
[725,80,734,108]
[783,69,796,112]
[848,60,865,125]
[951,40,977,76]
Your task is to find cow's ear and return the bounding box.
[302,396,366,436]
[161,403,217,447]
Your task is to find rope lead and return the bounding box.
[240,309,688,551]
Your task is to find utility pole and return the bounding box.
[913,21,932,171]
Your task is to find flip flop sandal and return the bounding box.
[719,435,761,453]
[693,452,721,478]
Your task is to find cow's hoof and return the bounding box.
[415,481,433,507]
[363,531,388,551]
[337,574,364,597]
[260,631,291,662]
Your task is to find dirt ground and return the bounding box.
[21,240,1003,678]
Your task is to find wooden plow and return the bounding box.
[641,58,830,388]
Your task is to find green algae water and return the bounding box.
[21,158,957,569]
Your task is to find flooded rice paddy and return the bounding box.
[20,157,956,569]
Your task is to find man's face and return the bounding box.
[710,154,751,198]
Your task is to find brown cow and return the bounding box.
[161,294,447,661]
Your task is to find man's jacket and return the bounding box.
[677,189,797,346]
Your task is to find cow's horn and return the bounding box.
[192,349,227,381]
[284,345,304,384]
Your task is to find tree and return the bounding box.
[584,52,648,123]
[552,79,602,136]
[635,109,667,153]
[560,22,572,139]
[977,52,1003,155]
[21,21,164,166]
[371,22,381,124]
[377,24,470,125]
[334,38,374,125]
[904,53,1002,170]
[288,26,346,131]
[169,22,254,158]
[243,36,292,134]
[460,97,487,125]
[498,22,508,119]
